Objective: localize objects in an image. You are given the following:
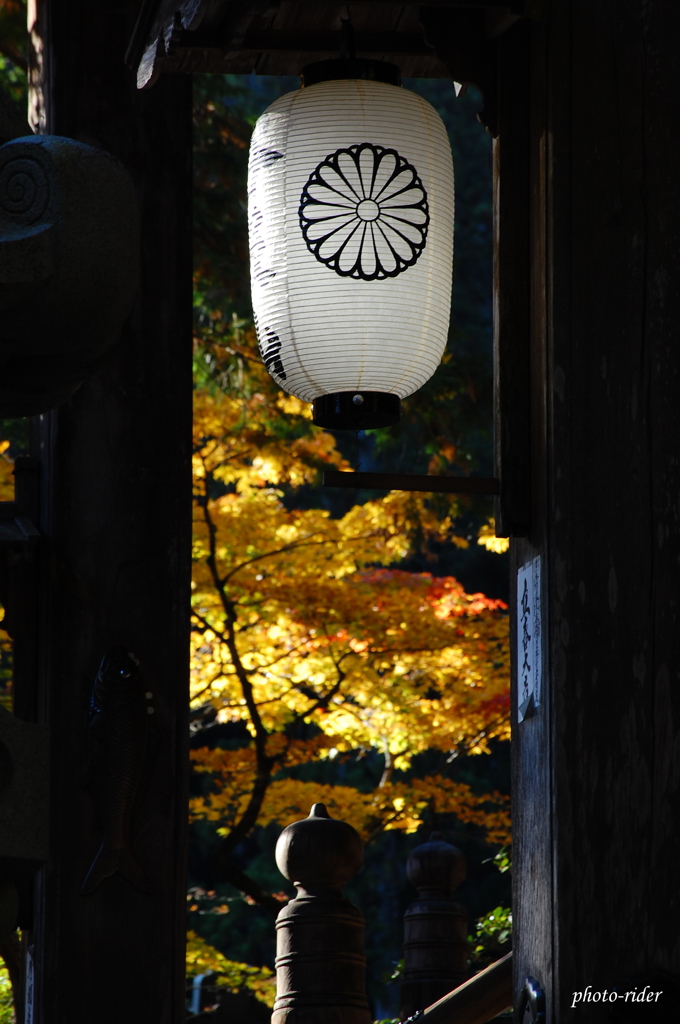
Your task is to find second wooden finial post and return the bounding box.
[400,831,469,1020]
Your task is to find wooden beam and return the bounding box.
[175,29,433,56]
[239,30,433,54]
[251,1,515,5]
[323,471,499,494]
[493,20,532,535]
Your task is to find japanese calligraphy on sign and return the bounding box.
[517,555,542,722]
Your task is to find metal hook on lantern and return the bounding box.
[340,9,356,60]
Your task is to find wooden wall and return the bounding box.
[26,1,192,1021]
[510,1,680,1018]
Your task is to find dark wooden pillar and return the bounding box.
[509,2,680,1019]
[25,2,192,1022]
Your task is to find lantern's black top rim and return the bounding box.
[301,59,401,88]
[313,391,401,430]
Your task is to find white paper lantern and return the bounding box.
[248,60,454,429]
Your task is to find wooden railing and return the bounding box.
[270,806,512,1024]
[407,953,513,1024]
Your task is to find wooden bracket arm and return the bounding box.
[323,471,499,495]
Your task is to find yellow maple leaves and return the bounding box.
[190,347,510,852]
[477,519,510,554]
[186,931,276,1006]
[194,774,510,848]
[0,441,14,502]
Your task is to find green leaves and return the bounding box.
[469,905,512,967]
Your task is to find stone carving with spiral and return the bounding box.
[0,156,50,227]
[0,133,138,416]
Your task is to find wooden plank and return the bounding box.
[540,0,680,1017]
[493,20,531,536]
[26,1,192,1022]
[549,0,650,1011]
[508,11,553,1019]
[7,458,41,727]
[642,2,680,971]
[323,471,499,494]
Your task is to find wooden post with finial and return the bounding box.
[400,831,469,1020]
[272,803,372,1024]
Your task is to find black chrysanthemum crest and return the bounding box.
[299,143,429,281]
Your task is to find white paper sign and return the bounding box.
[517,555,542,722]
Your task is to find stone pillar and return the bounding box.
[272,803,372,1024]
[400,832,469,1020]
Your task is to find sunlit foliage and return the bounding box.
[0,964,13,1024]
[478,521,510,555]
[190,324,510,864]
[186,931,275,1007]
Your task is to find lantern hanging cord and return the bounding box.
[340,9,356,60]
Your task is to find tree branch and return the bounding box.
[289,648,348,724]
[199,468,276,856]
[213,857,287,915]
[219,534,328,586]
[0,43,27,72]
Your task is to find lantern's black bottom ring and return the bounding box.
[312,392,401,430]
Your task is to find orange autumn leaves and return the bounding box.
[190,354,510,849]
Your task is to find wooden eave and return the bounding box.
[128,0,531,90]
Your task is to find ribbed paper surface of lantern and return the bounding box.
[248,77,454,405]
